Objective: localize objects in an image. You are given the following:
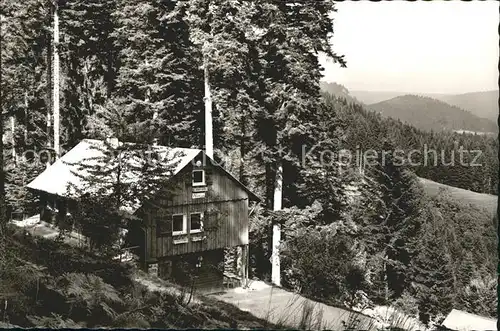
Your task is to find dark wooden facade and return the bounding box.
[130,152,256,291]
[159,249,225,294]
[140,154,251,262]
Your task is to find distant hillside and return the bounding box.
[430,90,499,123]
[420,177,497,217]
[350,89,499,123]
[368,95,497,133]
[349,90,404,105]
[320,82,362,105]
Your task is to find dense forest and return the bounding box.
[250,93,497,324]
[321,83,499,195]
[0,0,497,329]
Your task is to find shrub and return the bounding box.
[281,227,369,306]
[11,232,134,290]
[41,273,124,327]
[393,291,419,317]
[27,313,85,328]
[457,273,497,318]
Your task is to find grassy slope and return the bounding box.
[419,177,497,216]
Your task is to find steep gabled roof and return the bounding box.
[26,139,260,211]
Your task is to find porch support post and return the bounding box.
[237,244,249,288]
[243,244,249,288]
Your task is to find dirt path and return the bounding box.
[210,280,376,330]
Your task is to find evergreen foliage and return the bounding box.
[323,93,499,195]
[59,0,118,147]
[281,227,368,308]
[0,226,273,328]
[0,1,497,328]
[411,212,455,324]
[113,0,204,146]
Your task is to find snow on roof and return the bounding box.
[27,139,260,211]
[441,309,497,331]
[26,139,201,200]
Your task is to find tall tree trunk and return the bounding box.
[239,120,246,185]
[146,88,158,145]
[10,116,16,166]
[0,24,6,251]
[52,1,60,159]
[24,91,28,143]
[271,161,282,286]
[383,251,389,302]
[204,57,213,159]
[46,21,52,155]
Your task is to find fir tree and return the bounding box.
[251,0,346,208]
[179,0,265,176]
[112,0,203,147]
[458,273,497,318]
[1,0,54,224]
[360,140,426,301]
[295,99,349,223]
[1,0,52,153]
[412,209,455,324]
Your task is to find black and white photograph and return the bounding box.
[0,0,498,330]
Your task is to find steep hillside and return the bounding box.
[368,95,497,133]
[430,90,499,123]
[1,225,275,329]
[320,82,361,105]
[419,177,497,217]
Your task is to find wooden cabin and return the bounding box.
[26,139,260,293]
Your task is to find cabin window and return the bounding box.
[192,170,205,186]
[190,213,203,233]
[172,214,187,236]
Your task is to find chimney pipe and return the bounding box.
[204,61,213,159]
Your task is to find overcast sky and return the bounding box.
[320,1,499,94]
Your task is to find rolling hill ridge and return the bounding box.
[349,89,499,123]
[430,90,499,123]
[368,94,497,133]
